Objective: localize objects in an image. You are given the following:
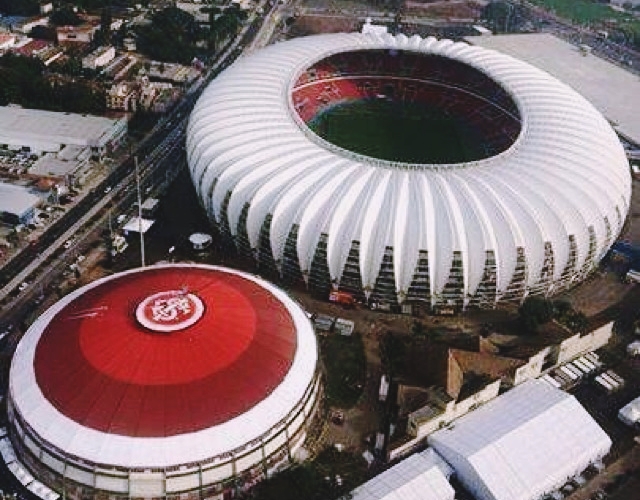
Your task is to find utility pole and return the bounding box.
[135,155,146,267]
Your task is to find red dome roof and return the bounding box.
[34,267,297,437]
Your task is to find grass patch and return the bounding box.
[530,0,625,24]
[529,0,640,49]
[320,334,367,408]
[308,99,486,164]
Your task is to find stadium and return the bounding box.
[7,264,322,500]
[187,32,632,310]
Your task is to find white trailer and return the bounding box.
[595,375,614,392]
[578,356,596,372]
[584,352,602,368]
[560,365,579,380]
[379,375,389,402]
[542,374,561,389]
[606,370,625,386]
[572,360,591,375]
[600,372,620,389]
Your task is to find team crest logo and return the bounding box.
[136,290,204,332]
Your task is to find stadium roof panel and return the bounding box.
[464,33,640,146]
[187,33,631,307]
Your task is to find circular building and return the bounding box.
[187,33,631,311]
[8,264,321,500]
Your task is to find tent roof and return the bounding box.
[351,448,454,500]
[0,183,40,217]
[619,396,640,424]
[429,379,611,500]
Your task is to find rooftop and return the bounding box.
[351,448,454,500]
[0,182,41,216]
[32,266,299,437]
[0,106,125,150]
[464,33,640,146]
[429,379,612,500]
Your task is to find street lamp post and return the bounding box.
[135,155,146,267]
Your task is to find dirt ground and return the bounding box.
[567,442,640,500]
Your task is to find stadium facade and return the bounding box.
[186,32,631,310]
[8,264,322,500]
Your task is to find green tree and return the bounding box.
[95,5,113,46]
[250,448,363,500]
[518,296,554,333]
[411,320,427,338]
[50,6,83,26]
[135,7,201,63]
[0,0,39,16]
[0,53,46,106]
[480,1,513,33]
[380,332,406,377]
[208,5,247,52]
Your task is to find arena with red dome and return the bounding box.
[8,264,322,500]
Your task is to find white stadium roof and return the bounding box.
[428,379,612,500]
[465,33,640,146]
[351,448,454,500]
[187,32,631,306]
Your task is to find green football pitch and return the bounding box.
[308,99,487,164]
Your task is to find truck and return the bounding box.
[329,290,356,307]
[111,234,128,256]
[379,375,389,402]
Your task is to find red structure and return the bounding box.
[9,265,321,500]
[34,267,297,437]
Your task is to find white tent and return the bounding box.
[626,340,640,356]
[123,216,155,234]
[350,448,455,500]
[618,396,640,427]
[428,379,611,500]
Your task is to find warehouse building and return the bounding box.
[428,379,611,500]
[0,182,40,226]
[0,107,127,160]
[350,448,455,500]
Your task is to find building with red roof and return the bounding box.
[8,264,322,500]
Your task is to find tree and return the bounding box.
[135,7,201,63]
[518,296,554,333]
[95,5,113,46]
[411,320,427,338]
[480,1,513,33]
[50,6,83,27]
[208,5,247,52]
[0,53,105,114]
[0,0,39,16]
[249,448,364,500]
[380,332,406,377]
